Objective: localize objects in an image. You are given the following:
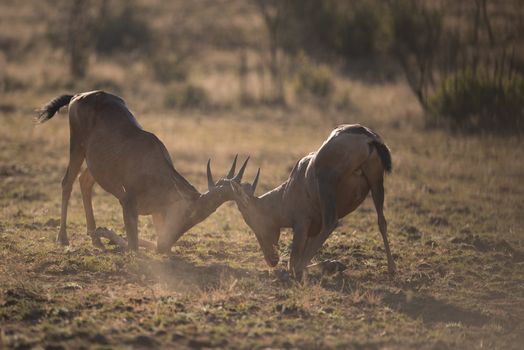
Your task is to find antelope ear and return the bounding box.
[230,181,250,207]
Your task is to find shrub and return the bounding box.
[295,54,335,100]
[390,0,443,109]
[341,0,392,56]
[164,84,210,109]
[2,74,27,92]
[430,68,524,131]
[335,88,354,111]
[279,0,391,58]
[150,55,189,84]
[94,2,152,55]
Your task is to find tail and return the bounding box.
[370,140,392,173]
[35,94,74,123]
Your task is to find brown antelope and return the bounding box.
[36,90,250,253]
[229,124,395,278]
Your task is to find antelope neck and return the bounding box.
[256,184,291,228]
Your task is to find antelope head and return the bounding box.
[229,170,282,267]
[205,154,249,201]
[156,155,251,253]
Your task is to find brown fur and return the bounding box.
[230,124,395,279]
[37,90,250,252]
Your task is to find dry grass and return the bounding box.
[1,1,523,348]
[1,96,523,348]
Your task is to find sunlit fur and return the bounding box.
[37,90,251,252]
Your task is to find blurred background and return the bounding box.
[0,0,522,132]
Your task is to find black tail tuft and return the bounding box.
[35,94,74,123]
[370,140,392,173]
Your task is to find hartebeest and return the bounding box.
[37,90,250,252]
[229,124,395,278]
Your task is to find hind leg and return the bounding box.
[363,161,396,275]
[372,181,396,275]
[78,168,104,248]
[57,141,84,245]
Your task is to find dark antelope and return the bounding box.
[37,90,250,252]
[230,124,395,278]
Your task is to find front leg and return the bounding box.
[130,212,165,251]
[288,170,340,276]
[317,170,339,238]
[152,212,165,236]
[289,219,312,280]
[156,203,187,253]
[91,227,156,251]
[120,194,138,251]
[296,220,337,278]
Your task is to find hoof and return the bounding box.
[89,233,105,250]
[127,243,139,252]
[289,267,305,282]
[93,227,127,249]
[387,262,397,276]
[294,273,304,283]
[56,233,69,246]
[156,247,171,255]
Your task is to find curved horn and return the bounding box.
[250,168,260,194]
[233,156,250,182]
[207,159,215,190]
[230,181,249,207]
[226,154,238,179]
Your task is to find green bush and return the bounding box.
[391,0,442,61]
[151,55,189,84]
[390,0,443,108]
[164,84,210,109]
[295,54,335,100]
[279,0,392,58]
[2,74,27,92]
[342,0,392,56]
[430,68,524,131]
[94,3,152,55]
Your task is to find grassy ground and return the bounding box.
[1,98,523,349]
[1,1,523,348]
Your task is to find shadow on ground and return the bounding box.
[382,290,490,326]
[304,269,490,327]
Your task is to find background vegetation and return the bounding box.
[0,0,523,349]
[1,0,522,130]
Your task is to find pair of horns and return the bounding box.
[207,155,258,191]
